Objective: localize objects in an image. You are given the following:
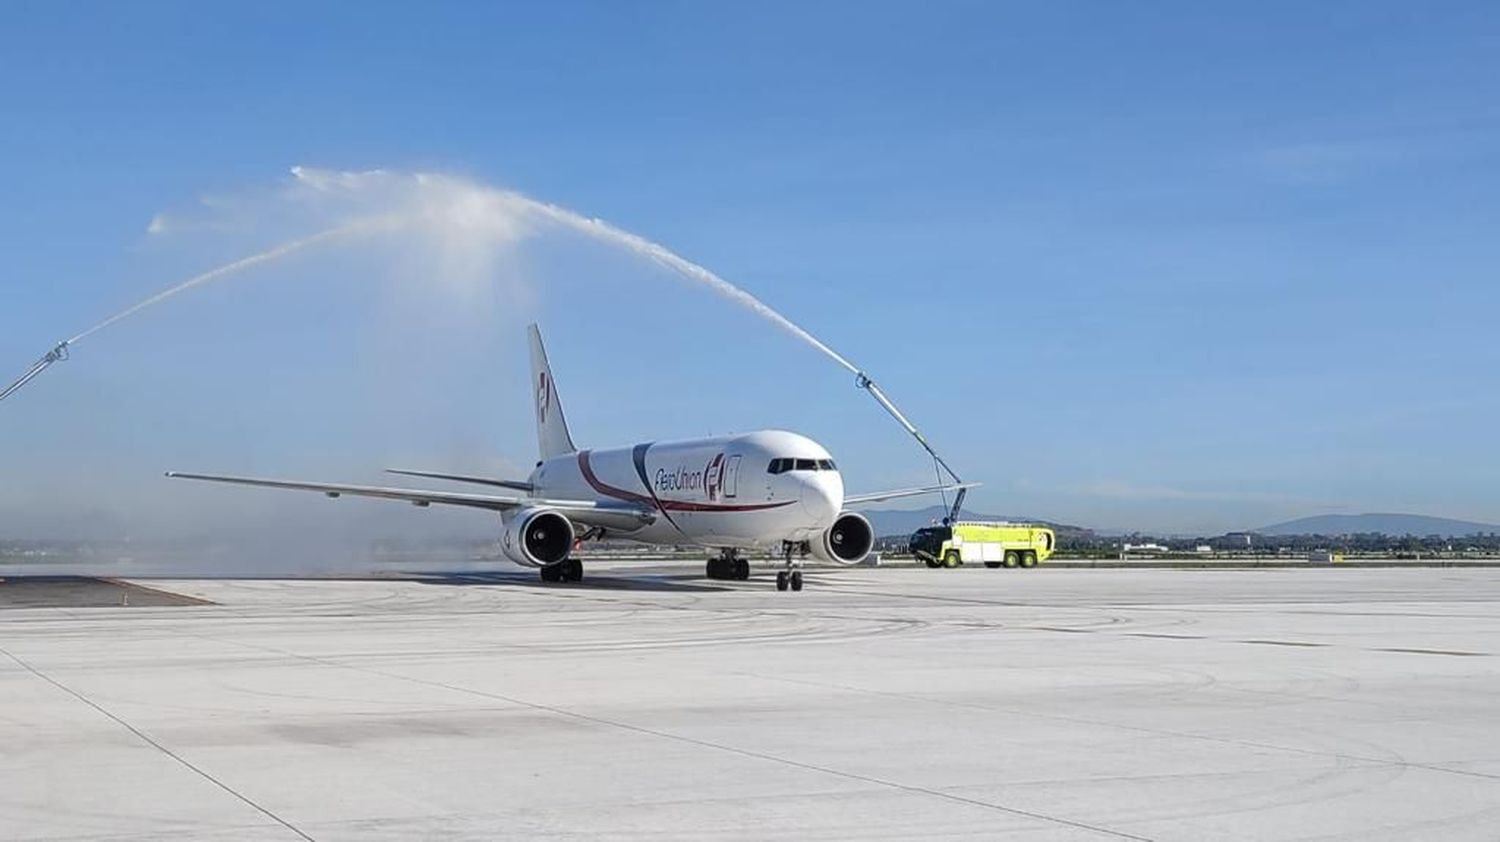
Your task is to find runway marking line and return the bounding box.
[1375,647,1489,657]
[0,644,313,841]
[969,610,1495,659]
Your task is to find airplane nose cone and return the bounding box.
[800,474,842,524]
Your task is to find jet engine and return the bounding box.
[807,511,875,566]
[501,508,574,568]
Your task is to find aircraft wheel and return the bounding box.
[984,561,1002,569]
[924,558,942,569]
[734,559,750,580]
[776,571,789,591]
[539,565,562,583]
[1003,551,1021,568]
[790,571,803,591]
[564,558,584,581]
[943,551,961,568]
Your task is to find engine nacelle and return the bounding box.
[501,507,574,568]
[808,511,875,566]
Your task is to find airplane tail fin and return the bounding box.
[528,324,577,460]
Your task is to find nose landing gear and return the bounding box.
[775,542,805,593]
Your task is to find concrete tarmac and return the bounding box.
[3,564,1499,840]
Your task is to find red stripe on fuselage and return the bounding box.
[660,499,797,512]
[577,450,655,506]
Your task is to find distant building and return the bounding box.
[1221,532,1254,549]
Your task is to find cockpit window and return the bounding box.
[769,457,837,474]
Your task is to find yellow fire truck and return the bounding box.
[909,521,1056,569]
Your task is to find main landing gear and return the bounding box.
[707,546,805,592]
[775,542,804,593]
[539,558,583,583]
[706,549,750,581]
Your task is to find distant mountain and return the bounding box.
[1257,513,1500,537]
[858,505,1085,538]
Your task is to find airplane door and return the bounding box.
[724,455,741,498]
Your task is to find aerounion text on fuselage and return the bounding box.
[168,324,974,592]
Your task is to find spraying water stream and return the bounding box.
[518,199,859,374]
[67,222,372,345]
[0,168,966,512]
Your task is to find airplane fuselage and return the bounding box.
[528,429,843,549]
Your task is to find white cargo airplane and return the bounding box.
[168,325,973,591]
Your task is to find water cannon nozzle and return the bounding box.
[855,372,872,390]
[0,341,72,406]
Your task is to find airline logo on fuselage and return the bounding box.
[704,453,725,501]
[581,447,788,516]
[655,452,728,500]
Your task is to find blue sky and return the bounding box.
[2,2,1499,537]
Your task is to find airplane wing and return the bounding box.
[164,472,655,529]
[844,482,981,506]
[384,468,534,492]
